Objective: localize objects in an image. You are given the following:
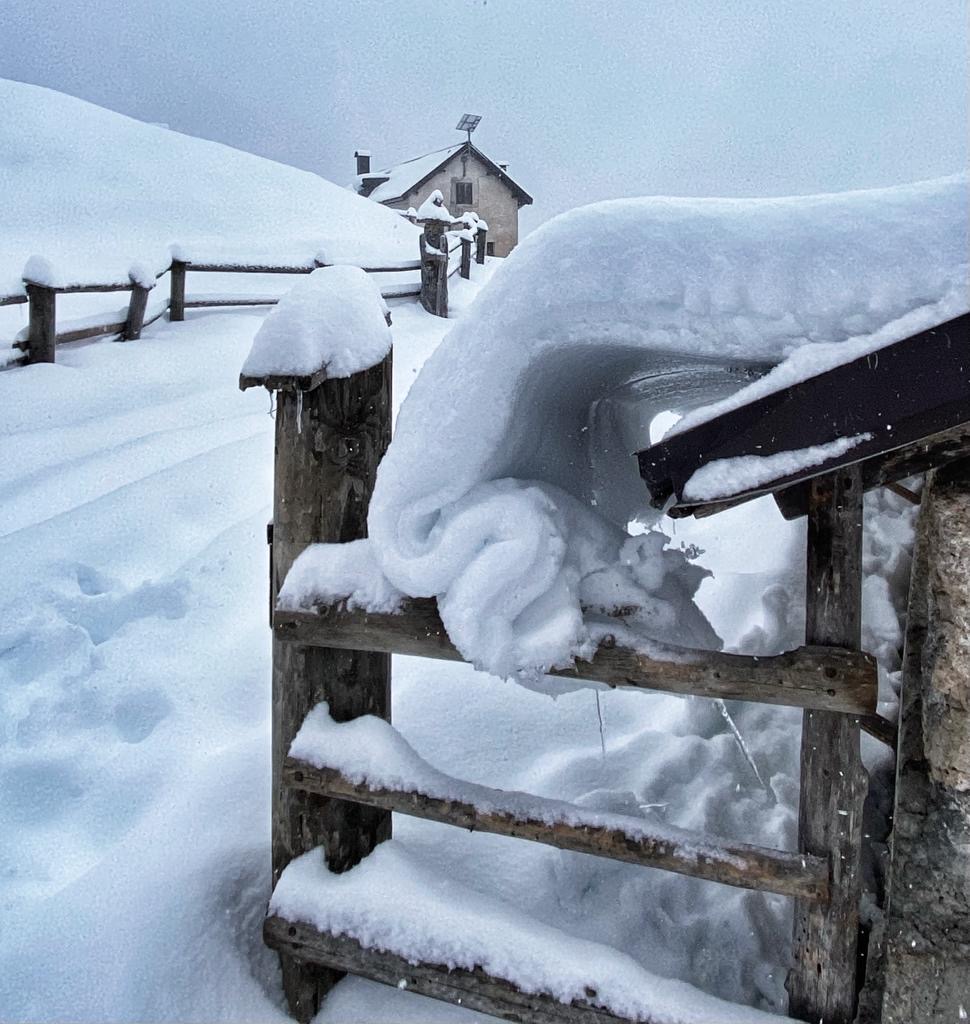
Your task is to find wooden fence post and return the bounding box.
[787,467,867,1023]
[460,236,472,279]
[169,260,186,321]
[124,281,151,341]
[26,283,56,364]
[475,226,487,264]
[266,356,393,1021]
[419,222,448,318]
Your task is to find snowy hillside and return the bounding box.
[0,79,418,295]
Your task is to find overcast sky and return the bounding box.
[3,0,967,232]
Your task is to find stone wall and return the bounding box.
[879,462,970,1022]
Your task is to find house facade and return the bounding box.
[353,142,532,257]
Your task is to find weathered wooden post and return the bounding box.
[419,220,448,318]
[124,275,152,341]
[460,234,472,279]
[25,283,56,364]
[879,462,970,1022]
[475,224,487,264]
[169,259,186,321]
[240,272,393,1023]
[787,467,868,1023]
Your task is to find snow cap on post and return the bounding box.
[417,189,452,223]
[239,265,392,392]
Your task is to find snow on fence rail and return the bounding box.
[0,217,487,371]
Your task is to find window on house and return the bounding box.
[486,241,495,256]
[454,181,473,206]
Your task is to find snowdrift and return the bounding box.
[0,79,418,295]
[281,174,969,684]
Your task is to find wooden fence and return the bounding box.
[238,282,961,1024]
[0,220,486,371]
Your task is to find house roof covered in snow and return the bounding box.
[354,142,533,207]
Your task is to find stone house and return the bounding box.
[352,142,532,257]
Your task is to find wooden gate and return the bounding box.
[241,311,968,1023]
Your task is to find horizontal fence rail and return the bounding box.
[1,219,485,369]
[283,754,830,900]
[273,600,878,714]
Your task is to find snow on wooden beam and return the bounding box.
[639,313,970,516]
[273,600,877,714]
[264,916,655,1024]
[283,755,830,901]
[772,421,970,520]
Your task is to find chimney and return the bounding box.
[355,150,371,175]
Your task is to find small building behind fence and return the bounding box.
[352,138,532,258]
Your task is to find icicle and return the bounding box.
[295,388,303,435]
[715,698,776,804]
[594,691,606,758]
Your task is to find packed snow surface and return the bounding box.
[0,78,418,295]
[296,175,967,682]
[271,843,782,1024]
[240,267,391,379]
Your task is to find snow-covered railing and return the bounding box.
[237,269,917,1024]
[1,263,167,368]
[415,192,487,317]
[0,226,490,369]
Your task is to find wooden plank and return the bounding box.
[57,319,126,344]
[123,283,151,341]
[773,422,970,520]
[26,284,56,364]
[264,916,642,1024]
[0,354,28,371]
[57,282,135,294]
[239,368,328,393]
[0,294,27,306]
[639,314,970,514]
[787,469,867,1024]
[379,283,421,299]
[188,262,315,274]
[184,297,279,308]
[141,305,169,332]
[269,355,393,1021]
[169,260,186,322]
[476,226,487,264]
[460,237,472,279]
[274,600,877,714]
[357,262,422,273]
[879,463,970,1021]
[283,755,829,900]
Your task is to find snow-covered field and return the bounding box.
[1,79,957,1024]
[0,264,916,1023]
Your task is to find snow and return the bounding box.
[0,85,943,1023]
[330,174,967,682]
[416,189,453,222]
[271,842,782,1024]
[279,541,405,614]
[0,268,916,1023]
[291,702,759,866]
[361,145,463,205]
[240,266,391,380]
[0,78,418,296]
[682,433,873,501]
